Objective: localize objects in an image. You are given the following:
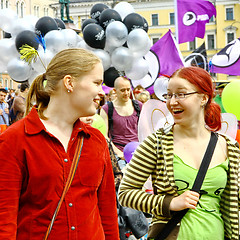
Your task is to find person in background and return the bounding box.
[0,48,119,240]
[136,90,150,104]
[108,89,117,102]
[133,84,144,99]
[10,82,29,123]
[6,89,15,110]
[119,67,240,240]
[214,82,228,113]
[100,76,142,159]
[0,88,9,127]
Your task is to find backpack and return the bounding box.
[107,99,141,141]
[9,107,18,124]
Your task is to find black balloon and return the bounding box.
[83,23,106,49]
[15,30,39,52]
[104,67,120,87]
[123,13,145,33]
[99,9,122,29]
[142,17,149,32]
[54,18,66,29]
[81,18,98,32]
[3,31,11,38]
[90,3,109,21]
[35,16,58,36]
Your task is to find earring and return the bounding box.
[67,90,70,93]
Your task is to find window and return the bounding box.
[16,2,19,16]
[10,79,13,89]
[227,32,234,43]
[226,7,233,20]
[44,7,49,16]
[5,79,8,88]
[152,14,158,26]
[20,2,24,17]
[209,16,214,22]
[6,0,8,8]
[189,39,196,51]
[170,13,175,25]
[207,34,215,49]
[1,0,3,9]
[152,37,159,44]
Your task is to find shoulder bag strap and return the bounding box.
[43,135,84,240]
[107,101,114,139]
[155,132,218,240]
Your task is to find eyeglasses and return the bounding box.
[162,91,198,100]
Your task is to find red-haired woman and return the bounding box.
[118,66,240,240]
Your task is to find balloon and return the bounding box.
[32,47,54,74]
[24,15,39,29]
[104,67,120,87]
[123,141,140,163]
[93,49,111,71]
[217,113,238,139]
[105,21,128,48]
[45,30,67,53]
[127,28,151,57]
[7,58,32,82]
[154,76,169,101]
[0,8,17,32]
[54,18,66,29]
[10,18,35,37]
[92,114,107,136]
[61,29,79,48]
[0,39,20,72]
[81,18,98,31]
[35,16,58,36]
[99,9,122,29]
[111,47,133,71]
[83,23,106,49]
[142,17,149,32]
[90,3,109,21]
[113,2,135,20]
[138,99,174,142]
[125,57,149,80]
[28,69,40,85]
[123,13,145,33]
[222,81,240,120]
[15,30,39,51]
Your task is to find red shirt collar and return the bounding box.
[24,107,91,137]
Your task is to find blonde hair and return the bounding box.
[26,48,101,119]
[136,90,150,103]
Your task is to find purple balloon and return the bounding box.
[123,141,140,163]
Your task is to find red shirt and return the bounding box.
[0,108,119,240]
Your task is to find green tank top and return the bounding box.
[173,154,228,240]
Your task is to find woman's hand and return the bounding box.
[169,190,200,211]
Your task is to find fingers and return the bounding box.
[169,190,200,211]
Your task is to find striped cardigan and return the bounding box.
[118,126,240,240]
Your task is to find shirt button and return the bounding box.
[71,226,75,230]
[69,203,73,207]
[64,159,68,163]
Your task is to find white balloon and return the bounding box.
[218,113,238,139]
[45,30,67,53]
[105,21,128,48]
[0,39,20,70]
[138,99,174,142]
[154,76,169,101]
[111,47,133,71]
[0,8,18,32]
[125,57,149,80]
[61,29,79,48]
[32,47,55,74]
[113,2,135,20]
[127,28,151,57]
[11,18,35,37]
[28,70,40,85]
[7,57,32,82]
[93,49,111,71]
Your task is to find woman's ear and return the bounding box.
[63,75,74,92]
[201,94,209,107]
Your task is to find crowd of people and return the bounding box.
[0,48,239,240]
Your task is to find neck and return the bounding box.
[114,98,131,106]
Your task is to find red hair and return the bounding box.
[171,67,221,131]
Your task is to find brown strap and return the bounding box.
[43,136,84,240]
